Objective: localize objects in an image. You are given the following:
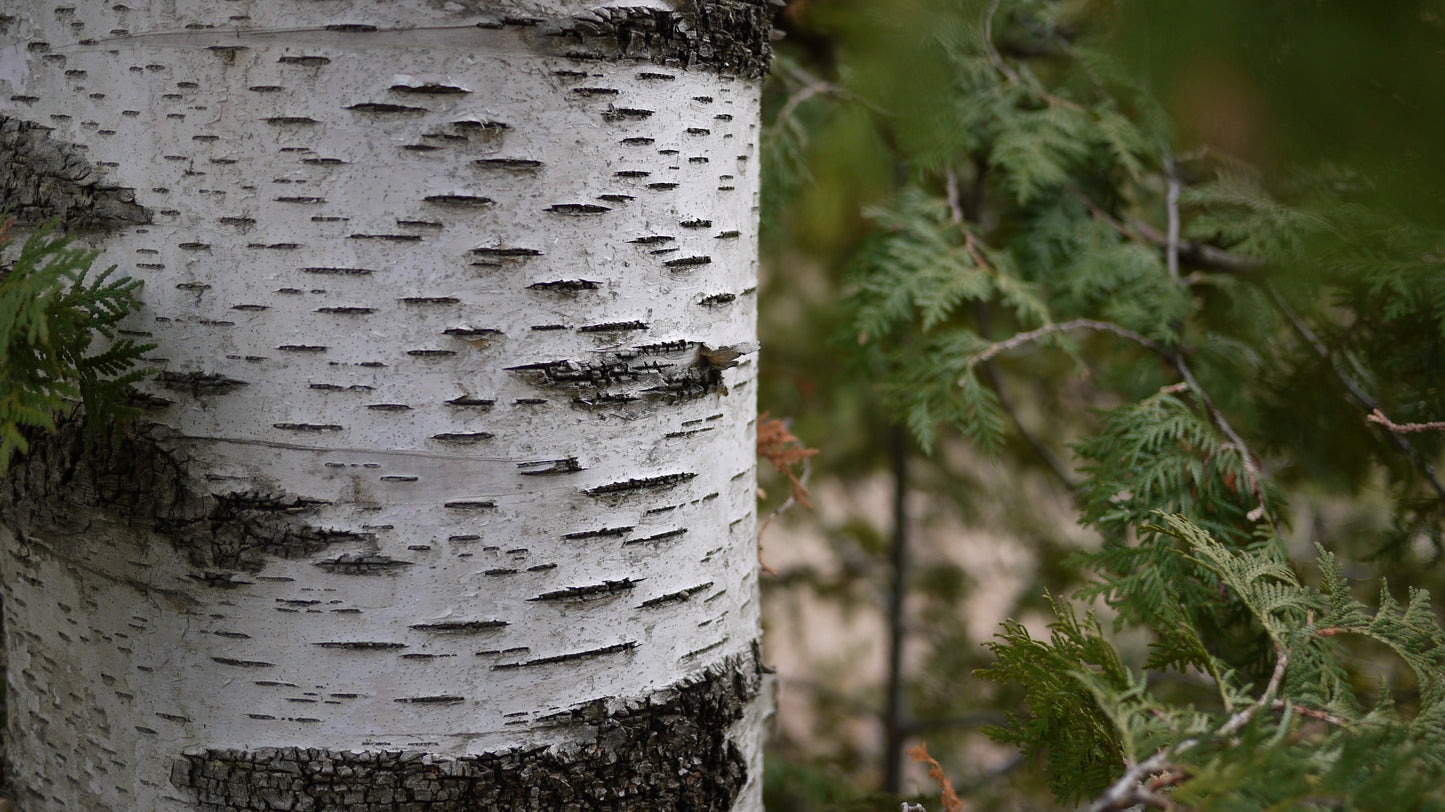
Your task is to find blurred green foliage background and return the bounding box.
[754,1,1445,809]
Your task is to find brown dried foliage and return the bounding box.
[907,742,964,812]
[756,411,818,508]
[754,412,819,575]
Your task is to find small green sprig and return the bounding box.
[0,217,155,470]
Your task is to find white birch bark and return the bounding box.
[0,2,774,809]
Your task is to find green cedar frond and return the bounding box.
[977,595,1129,804]
[0,221,154,470]
[990,106,1094,204]
[988,517,1445,809]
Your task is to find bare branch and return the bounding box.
[1083,749,1175,812]
[1164,153,1181,283]
[975,304,1080,490]
[772,84,821,135]
[773,58,888,119]
[982,0,1023,85]
[1367,408,1445,434]
[965,316,1270,518]
[1218,646,1288,739]
[1270,701,1353,730]
[944,166,965,227]
[965,318,1163,368]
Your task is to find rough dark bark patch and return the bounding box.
[171,650,762,811]
[0,114,151,233]
[505,341,754,404]
[0,415,365,574]
[540,0,778,80]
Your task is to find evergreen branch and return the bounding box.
[965,319,1162,367]
[1169,351,1272,524]
[1083,648,1289,812]
[1075,192,1266,275]
[0,220,153,469]
[967,319,1266,514]
[1266,283,1445,504]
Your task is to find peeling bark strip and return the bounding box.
[171,652,761,811]
[0,115,151,232]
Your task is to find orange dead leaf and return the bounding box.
[907,742,964,812]
[757,411,819,509]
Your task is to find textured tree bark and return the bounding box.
[0,2,774,809]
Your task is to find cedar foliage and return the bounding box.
[0,217,152,470]
[762,0,1445,808]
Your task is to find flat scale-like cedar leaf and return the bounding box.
[0,222,154,470]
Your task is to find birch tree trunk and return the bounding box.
[0,2,774,809]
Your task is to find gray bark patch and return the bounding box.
[171,650,762,811]
[0,114,151,232]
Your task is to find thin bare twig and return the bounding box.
[966,318,1269,517]
[757,457,812,575]
[962,231,992,273]
[965,318,1163,368]
[1269,701,1353,730]
[1164,153,1181,283]
[980,356,1080,489]
[982,0,1022,85]
[1367,409,1445,434]
[944,166,965,227]
[1219,646,1288,738]
[766,65,832,148]
[975,304,1080,491]
[774,59,889,118]
[1074,191,1265,275]
[773,84,821,134]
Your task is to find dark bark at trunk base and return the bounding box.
[170,649,762,812]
